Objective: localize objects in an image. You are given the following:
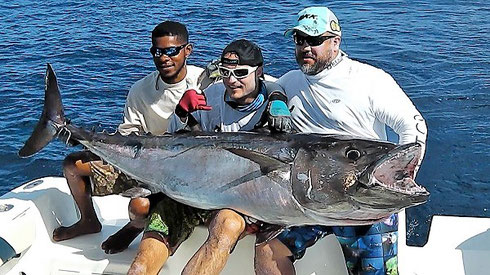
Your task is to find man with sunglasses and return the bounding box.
[52,20,206,252]
[255,7,427,275]
[136,38,291,275]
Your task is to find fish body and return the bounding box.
[19,64,429,226]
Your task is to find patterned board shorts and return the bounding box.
[332,214,399,275]
[277,214,399,275]
[276,225,332,260]
[144,195,214,255]
[89,161,139,196]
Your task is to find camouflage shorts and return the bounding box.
[89,161,138,196]
[145,195,214,255]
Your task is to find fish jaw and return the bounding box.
[355,142,429,206]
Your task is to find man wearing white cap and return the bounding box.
[255,6,427,275]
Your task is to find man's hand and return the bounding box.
[198,59,221,91]
[175,89,212,118]
[266,92,292,133]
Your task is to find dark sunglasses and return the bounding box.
[293,33,336,47]
[218,65,258,79]
[150,44,187,58]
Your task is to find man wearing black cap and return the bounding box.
[173,39,291,133]
[128,39,292,275]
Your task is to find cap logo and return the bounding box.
[298,14,318,21]
[330,20,341,32]
[303,25,320,35]
[222,57,239,65]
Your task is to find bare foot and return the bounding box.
[52,220,102,242]
[101,223,143,254]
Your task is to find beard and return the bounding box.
[299,60,329,75]
[297,55,332,75]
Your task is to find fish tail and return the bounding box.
[18,63,67,157]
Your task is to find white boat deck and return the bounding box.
[399,209,490,275]
[0,177,347,275]
[1,177,489,274]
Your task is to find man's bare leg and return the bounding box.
[255,238,295,275]
[102,197,149,254]
[182,209,245,275]
[128,232,170,275]
[53,151,102,241]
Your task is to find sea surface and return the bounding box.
[0,0,488,245]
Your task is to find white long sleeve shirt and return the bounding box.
[118,65,204,135]
[277,55,427,158]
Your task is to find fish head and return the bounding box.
[352,141,429,208]
[291,136,429,224]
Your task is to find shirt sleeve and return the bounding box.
[370,71,428,170]
[167,104,205,133]
[117,88,145,135]
[167,113,198,133]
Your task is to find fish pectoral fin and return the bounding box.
[120,187,152,198]
[226,148,287,174]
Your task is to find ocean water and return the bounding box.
[0,0,488,245]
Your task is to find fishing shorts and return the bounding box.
[332,213,399,275]
[144,195,214,255]
[276,225,332,260]
[89,161,139,196]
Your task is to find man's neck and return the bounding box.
[318,51,343,74]
[236,88,260,105]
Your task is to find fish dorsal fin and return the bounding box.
[226,148,287,174]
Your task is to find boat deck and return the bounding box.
[1,177,490,274]
[0,177,347,275]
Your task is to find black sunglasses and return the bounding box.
[150,44,187,58]
[293,33,336,47]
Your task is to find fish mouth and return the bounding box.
[361,143,428,196]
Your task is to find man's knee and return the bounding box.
[255,239,295,275]
[211,209,245,237]
[257,238,292,260]
[63,153,81,172]
[129,197,150,221]
[63,152,92,176]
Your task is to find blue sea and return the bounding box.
[0,0,488,246]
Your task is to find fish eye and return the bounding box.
[345,148,361,161]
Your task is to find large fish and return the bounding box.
[19,64,429,226]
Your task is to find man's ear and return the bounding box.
[333,36,341,47]
[184,43,193,58]
[256,66,263,78]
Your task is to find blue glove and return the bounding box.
[266,92,292,133]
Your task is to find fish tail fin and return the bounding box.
[18,63,66,157]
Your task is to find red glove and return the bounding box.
[175,89,212,117]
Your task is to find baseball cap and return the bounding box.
[284,7,341,37]
[221,39,263,67]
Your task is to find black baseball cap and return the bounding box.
[221,39,263,67]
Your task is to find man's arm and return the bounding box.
[118,99,145,135]
[168,89,211,133]
[371,72,428,172]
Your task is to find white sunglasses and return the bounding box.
[218,65,258,79]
